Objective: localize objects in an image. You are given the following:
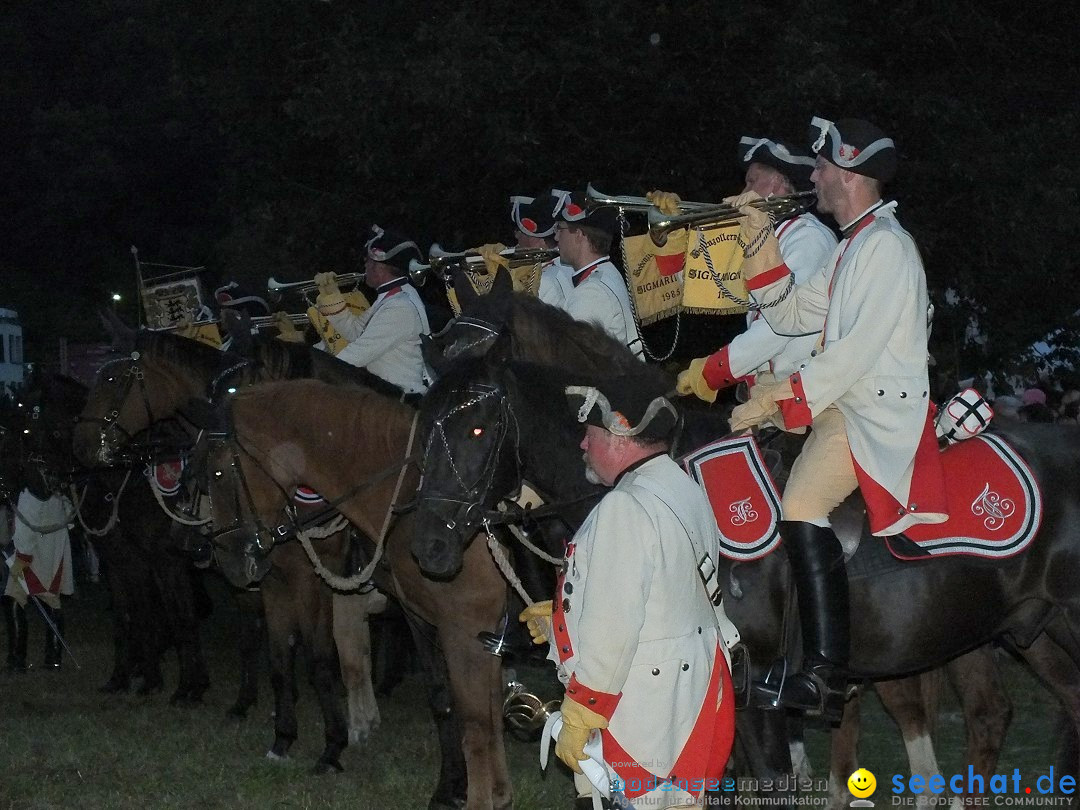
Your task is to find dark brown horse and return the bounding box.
[72,328,465,799]
[202,379,509,808]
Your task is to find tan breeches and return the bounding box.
[781,406,859,524]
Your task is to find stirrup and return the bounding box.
[747,656,789,710]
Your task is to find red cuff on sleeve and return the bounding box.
[778,372,813,429]
[565,674,622,721]
[702,345,741,391]
[744,263,790,292]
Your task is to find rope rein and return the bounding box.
[70,470,131,537]
[295,412,420,592]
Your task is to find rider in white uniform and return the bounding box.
[554,191,644,360]
[510,190,575,308]
[315,225,431,394]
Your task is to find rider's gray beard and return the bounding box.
[583,454,603,486]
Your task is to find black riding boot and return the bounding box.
[754,521,850,721]
[5,597,28,672]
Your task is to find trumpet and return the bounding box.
[247,312,310,330]
[585,182,715,214]
[408,244,559,283]
[647,191,817,246]
[267,272,366,300]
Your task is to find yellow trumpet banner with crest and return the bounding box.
[622,223,748,321]
[446,263,543,316]
[174,322,224,349]
[682,224,749,316]
[306,291,371,355]
[621,229,689,325]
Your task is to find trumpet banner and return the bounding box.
[174,322,224,349]
[306,291,371,355]
[446,263,543,316]
[682,224,749,316]
[621,230,689,325]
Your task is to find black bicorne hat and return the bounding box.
[564,372,678,440]
[510,191,565,239]
[809,116,898,183]
[738,136,817,192]
[554,189,617,237]
[365,224,423,275]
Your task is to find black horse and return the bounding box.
[414,286,1080,792]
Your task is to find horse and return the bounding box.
[201,378,517,808]
[71,326,464,799]
[416,285,1058,800]
[8,371,221,699]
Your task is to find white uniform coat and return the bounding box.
[550,455,733,791]
[563,258,644,360]
[537,257,575,309]
[328,281,431,394]
[5,489,74,604]
[727,213,837,380]
[749,202,946,534]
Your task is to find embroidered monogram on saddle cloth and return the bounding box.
[680,436,782,561]
[890,433,1042,559]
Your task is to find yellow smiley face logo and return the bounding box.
[848,768,877,798]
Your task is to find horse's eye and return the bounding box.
[471,427,484,437]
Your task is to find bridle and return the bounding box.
[76,352,158,464]
[419,380,522,543]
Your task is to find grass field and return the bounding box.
[0,575,1070,809]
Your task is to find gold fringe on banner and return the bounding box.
[446,263,543,316]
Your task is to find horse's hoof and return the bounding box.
[348,725,372,745]
[312,758,344,775]
[265,750,289,762]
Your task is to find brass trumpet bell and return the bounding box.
[647,190,817,246]
[503,680,561,741]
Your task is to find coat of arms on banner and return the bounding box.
[680,435,781,561]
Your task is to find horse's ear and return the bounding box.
[220,309,255,356]
[490,267,513,299]
[100,308,136,353]
[452,269,480,314]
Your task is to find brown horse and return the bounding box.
[71,328,394,775]
[203,379,510,808]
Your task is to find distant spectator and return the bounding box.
[1021,388,1047,408]
[1018,402,1054,423]
[1058,390,1080,424]
[993,395,1022,419]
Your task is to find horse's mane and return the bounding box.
[136,329,232,381]
[245,337,407,399]
[471,291,648,376]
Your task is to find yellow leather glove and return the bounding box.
[518,600,553,645]
[473,243,510,275]
[676,356,718,404]
[556,695,609,774]
[723,191,783,281]
[729,379,795,432]
[271,312,305,343]
[646,189,682,216]
[314,272,346,314]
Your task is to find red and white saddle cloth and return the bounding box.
[149,459,185,496]
[293,486,325,506]
[889,432,1042,560]
[681,435,782,561]
[681,432,1042,564]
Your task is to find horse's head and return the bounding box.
[413,344,523,578]
[200,396,283,587]
[73,330,242,467]
[422,268,515,377]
